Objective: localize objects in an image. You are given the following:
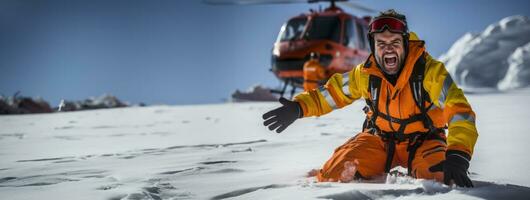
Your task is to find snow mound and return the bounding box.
[498,42,530,90]
[439,15,530,90]
[231,85,278,102]
[0,93,53,114]
[58,93,128,112]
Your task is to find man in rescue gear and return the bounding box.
[262,9,477,188]
[303,52,328,91]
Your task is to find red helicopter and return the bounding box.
[205,0,376,98]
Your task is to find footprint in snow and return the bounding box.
[116,182,193,200]
[211,184,291,200]
[199,161,237,165]
[318,180,530,200]
[0,169,108,187]
[16,156,76,163]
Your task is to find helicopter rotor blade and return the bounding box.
[203,0,308,5]
[338,1,378,13]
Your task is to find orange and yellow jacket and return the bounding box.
[294,33,478,157]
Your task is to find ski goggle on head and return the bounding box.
[369,17,408,35]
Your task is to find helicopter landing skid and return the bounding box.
[270,79,297,99]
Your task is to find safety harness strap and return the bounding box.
[364,52,444,175]
[364,73,382,134]
[406,52,433,176]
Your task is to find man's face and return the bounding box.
[373,30,405,75]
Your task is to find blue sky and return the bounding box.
[1,0,529,106]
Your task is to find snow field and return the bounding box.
[1,89,530,199]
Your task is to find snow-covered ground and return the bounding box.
[1,89,530,199]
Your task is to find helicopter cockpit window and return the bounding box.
[356,20,369,50]
[344,18,357,48]
[305,16,341,43]
[277,18,307,42]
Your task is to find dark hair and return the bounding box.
[373,9,407,25]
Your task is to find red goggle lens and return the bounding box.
[369,17,407,34]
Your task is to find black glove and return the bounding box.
[429,150,474,187]
[262,97,303,133]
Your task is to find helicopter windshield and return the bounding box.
[277,18,307,42]
[305,16,341,43]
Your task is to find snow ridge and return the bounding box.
[498,42,530,90]
[439,15,530,90]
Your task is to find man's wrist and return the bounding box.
[295,101,303,118]
[446,150,471,162]
[446,150,471,170]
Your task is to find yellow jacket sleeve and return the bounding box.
[294,64,366,117]
[423,54,479,157]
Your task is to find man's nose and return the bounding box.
[384,44,395,52]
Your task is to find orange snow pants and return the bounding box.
[316,132,446,182]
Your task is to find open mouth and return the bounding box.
[384,54,398,69]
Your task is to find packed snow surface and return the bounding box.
[440,15,530,90]
[1,89,530,199]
